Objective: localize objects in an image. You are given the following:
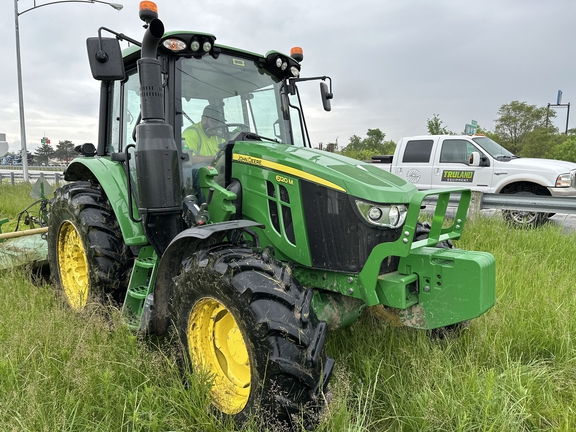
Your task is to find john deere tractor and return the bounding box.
[46,2,496,429]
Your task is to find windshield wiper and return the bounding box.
[232,131,280,143]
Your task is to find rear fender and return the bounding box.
[65,158,147,246]
[149,220,263,334]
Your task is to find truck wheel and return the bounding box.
[171,246,333,429]
[47,181,131,311]
[501,190,546,227]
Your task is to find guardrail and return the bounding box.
[423,191,576,215]
[0,171,63,185]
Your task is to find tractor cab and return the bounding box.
[87,23,332,199]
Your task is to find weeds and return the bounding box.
[2,186,576,430]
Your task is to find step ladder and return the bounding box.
[123,246,158,330]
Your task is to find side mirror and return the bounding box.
[86,37,125,81]
[469,151,480,166]
[320,81,333,112]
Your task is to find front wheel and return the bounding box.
[171,245,333,429]
[501,190,547,228]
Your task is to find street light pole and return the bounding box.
[13,0,123,183]
[13,0,28,181]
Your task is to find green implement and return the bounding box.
[0,228,48,271]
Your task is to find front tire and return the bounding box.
[172,245,333,429]
[47,181,131,310]
[501,190,546,228]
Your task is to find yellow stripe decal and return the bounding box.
[233,154,346,192]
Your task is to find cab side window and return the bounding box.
[107,80,121,154]
[440,139,470,164]
[402,140,433,163]
[106,68,140,154]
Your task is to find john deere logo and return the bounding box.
[441,170,474,182]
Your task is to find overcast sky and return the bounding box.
[1,0,575,154]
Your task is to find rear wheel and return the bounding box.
[47,181,131,310]
[172,245,333,429]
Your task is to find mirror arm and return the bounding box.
[98,26,142,48]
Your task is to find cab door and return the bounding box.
[432,138,493,192]
[392,139,436,189]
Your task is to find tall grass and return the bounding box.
[320,217,576,431]
[2,184,576,430]
[0,183,44,232]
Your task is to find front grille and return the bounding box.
[301,181,402,273]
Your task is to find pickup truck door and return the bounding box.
[432,138,494,192]
[393,139,436,189]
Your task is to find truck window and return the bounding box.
[440,139,474,164]
[402,140,433,163]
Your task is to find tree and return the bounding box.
[340,128,396,161]
[494,101,555,154]
[34,142,55,166]
[519,128,567,159]
[54,140,75,163]
[426,114,452,135]
[551,135,576,163]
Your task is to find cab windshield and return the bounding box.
[176,53,306,147]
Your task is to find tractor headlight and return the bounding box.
[556,173,571,188]
[355,200,407,228]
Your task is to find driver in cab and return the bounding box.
[183,104,226,165]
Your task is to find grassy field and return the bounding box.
[1,183,576,431]
[0,183,42,233]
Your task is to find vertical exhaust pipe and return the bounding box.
[134,15,182,256]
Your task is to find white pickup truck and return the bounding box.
[371,134,576,225]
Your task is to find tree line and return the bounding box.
[34,140,76,165]
[324,100,576,163]
[2,140,77,166]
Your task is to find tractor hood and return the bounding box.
[232,141,417,203]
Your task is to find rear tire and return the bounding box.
[47,181,131,310]
[171,245,333,429]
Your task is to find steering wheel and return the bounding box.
[205,123,250,141]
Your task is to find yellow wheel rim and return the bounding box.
[187,297,251,414]
[57,221,90,311]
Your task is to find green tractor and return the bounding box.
[46,2,496,429]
